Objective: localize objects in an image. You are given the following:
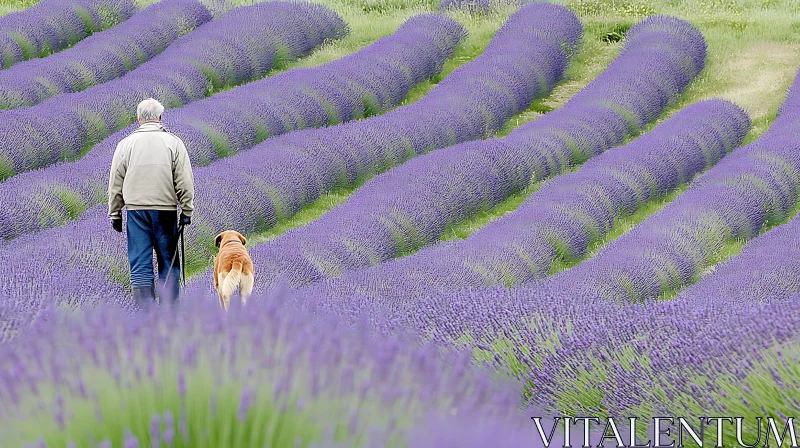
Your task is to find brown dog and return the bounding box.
[213,230,254,310]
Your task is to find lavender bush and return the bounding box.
[212,15,712,292]
[0,0,136,68]
[531,294,800,422]
[0,288,546,447]
[678,212,800,304]
[0,13,463,240]
[0,0,212,109]
[0,1,347,179]
[0,2,580,323]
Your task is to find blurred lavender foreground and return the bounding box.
[0,0,136,69]
[0,12,460,240]
[0,0,212,109]
[0,289,560,447]
[209,14,713,293]
[0,1,347,179]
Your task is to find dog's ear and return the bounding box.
[237,232,247,246]
[214,233,224,248]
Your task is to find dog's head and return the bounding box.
[214,230,247,249]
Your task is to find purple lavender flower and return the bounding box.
[124,429,140,448]
[149,412,160,448]
[0,0,136,69]
[678,211,800,304]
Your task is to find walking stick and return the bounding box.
[180,223,185,288]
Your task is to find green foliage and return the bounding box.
[0,156,14,179]
[54,188,88,220]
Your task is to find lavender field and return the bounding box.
[0,0,799,446]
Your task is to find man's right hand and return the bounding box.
[111,218,123,233]
[179,213,191,227]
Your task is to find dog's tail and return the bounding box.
[220,260,243,300]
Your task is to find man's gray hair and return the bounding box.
[137,98,164,122]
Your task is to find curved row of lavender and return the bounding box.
[678,212,800,304]
[0,290,558,447]
[0,1,348,180]
[208,14,712,294]
[0,14,464,241]
[287,99,749,303]
[0,0,135,69]
[0,0,212,109]
[535,70,800,304]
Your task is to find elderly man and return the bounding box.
[108,98,194,309]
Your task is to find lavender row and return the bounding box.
[0,3,579,317]
[0,13,465,241]
[0,1,347,179]
[0,289,547,446]
[287,99,749,303]
[0,0,212,109]
[0,0,136,69]
[678,211,800,304]
[537,72,800,303]
[188,14,709,293]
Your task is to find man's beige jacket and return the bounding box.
[108,122,194,219]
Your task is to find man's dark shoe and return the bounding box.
[131,284,156,311]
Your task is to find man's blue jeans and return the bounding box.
[127,210,180,304]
